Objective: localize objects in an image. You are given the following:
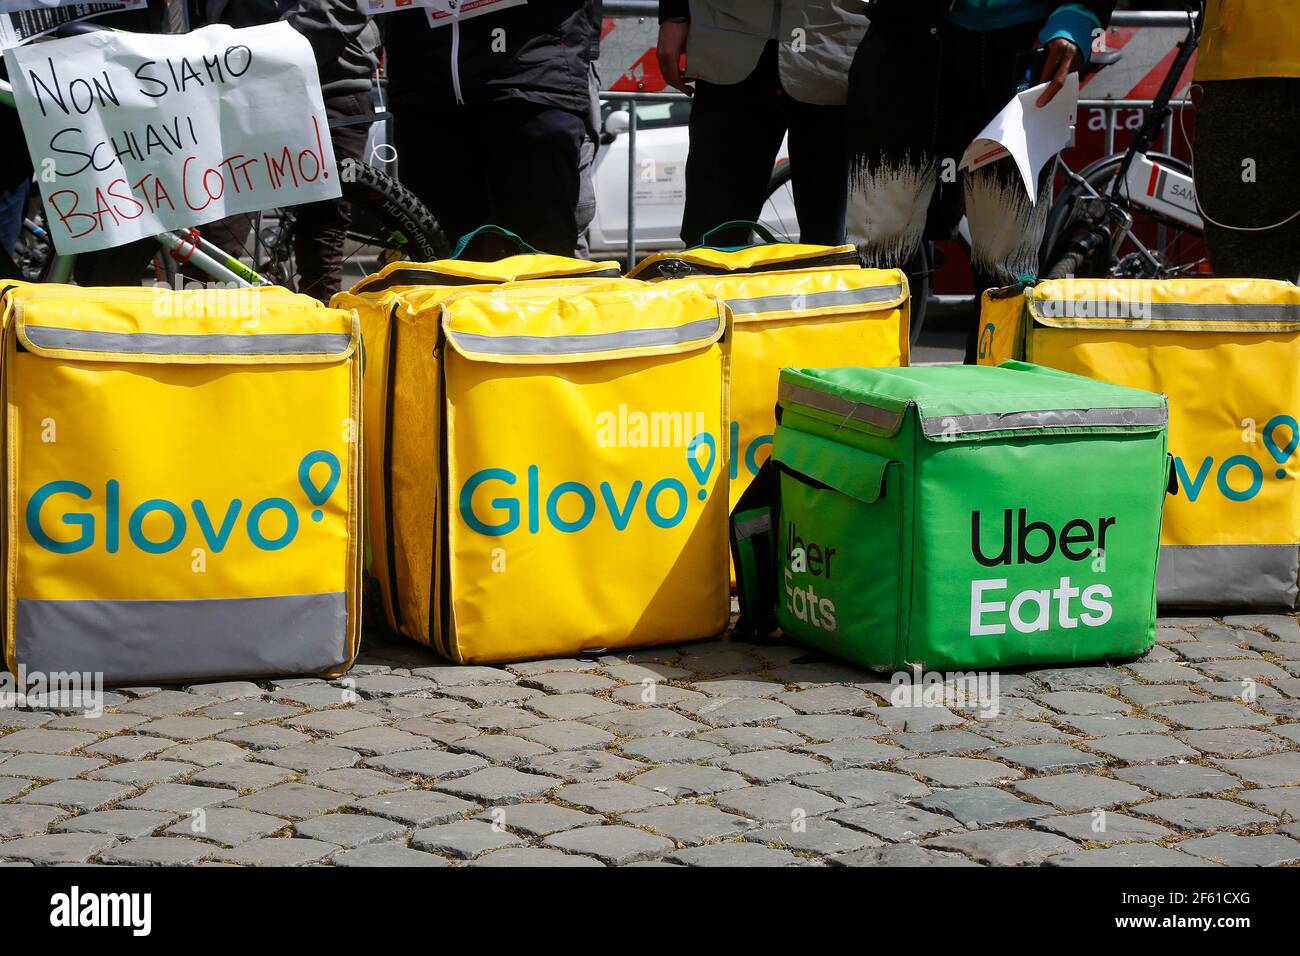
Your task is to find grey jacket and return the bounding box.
[662,0,870,105]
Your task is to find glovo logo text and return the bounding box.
[26,450,341,555]
[1174,414,1298,503]
[729,421,772,481]
[460,432,717,537]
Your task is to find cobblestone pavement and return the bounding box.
[2,615,1300,867]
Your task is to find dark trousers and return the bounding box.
[1195,77,1300,282]
[390,98,586,257]
[682,41,849,248]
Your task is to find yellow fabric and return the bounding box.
[629,243,860,279]
[1195,0,1300,81]
[2,283,362,677]
[975,289,1030,367]
[438,284,732,663]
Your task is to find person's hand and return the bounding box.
[1036,37,1083,106]
[657,20,693,96]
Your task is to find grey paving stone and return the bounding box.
[521,672,617,695]
[1029,666,1134,691]
[0,728,96,753]
[553,780,672,814]
[349,790,480,826]
[630,764,749,797]
[526,694,623,720]
[522,750,643,782]
[584,707,706,737]
[48,714,148,734]
[1259,697,1300,719]
[0,711,55,730]
[0,804,67,838]
[444,685,544,706]
[545,824,673,864]
[118,690,217,715]
[324,727,431,757]
[1057,715,1170,736]
[1176,833,1300,867]
[123,782,236,813]
[137,716,247,742]
[745,818,881,855]
[1194,659,1292,682]
[1047,844,1216,867]
[411,665,515,687]
[186,681,264,700]
[1269,725,1300,746]
[958,697,1054,721]
[714,782,844,823]
[777,715,885,740]
[332,844,450,867]
[304,768,414,797]
[1085,734,1199,763]
[896,756,1022,787]
[88,760,195,786]
[269,685,357,708]
[829,802,963,842]
[509,659,602,676]
[84,736,175,760]
[621,803,756,844]
[767,660,875,685]
[0,777,32,801]
[1036,691,1130,715]
[668,842,798,867]
[1033,811,1176,844]
[392,720,479,747]
[216,837,340,866]
[775,686,873,714]
[618,736,728,764]
[188,761,296,791]
[151,740,245,768]
[18,779,131,811]
[471,847,604,867]
[1224,615,1300,641]
[1011,772,1152,810]
[285,710,385,734]
[888,730,997,754]
[516,721,615,752]
[361,697,471,722]
[1121,684,1206,707]
[1201,681,1280,702]
[1169,641,1259,662]
[1112,763,1242,797]
[681,696,797,728]
[988,744,1104,771]
[697,726,805,753]
[99,837,213,866]
[1133,798,1275,831]
[924,829,1078,866]
[692,678,786,698]
[218,725,312,751]
[364,749,488,780]
[294,813,407,848]
[796,739,908,769]
[347,674,434,698]
[974,719,1079,745]
[603,663,692,683]
[715,749,829,783]
[55,809,175,839]
[0,833,114,864]
[473,802,601,837]
[453,734,551,765]
[794,768,930,806]
[1237,787,1300,819]
[1212,752,1300,787]
[1124,662,1208,684]
[411,820,523,857]
[165,807,288,846]
[866,705,965,732]
[226,783,349,820]
[1149,702,1273,730]
[459,706,547,732]
[916,787,1053,826]
[203,700,303,722]
[433,766,558,805]
[830,844,981,867]
[0,753,107,780]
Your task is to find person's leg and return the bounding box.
[785,102,849,245]
[390,95,487,250]
[1194,77,1300,281]
[681,42,788,247]
[480,102,586,256]
[0,110,33,256]
[294,90,372,302]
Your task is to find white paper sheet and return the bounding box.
[959,73,1079,202]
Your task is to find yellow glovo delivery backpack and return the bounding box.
[330,226,633,637]
[978,277,1300,609]
[627,221,909,513]
[391,282,732,663]
[1,281,363,684]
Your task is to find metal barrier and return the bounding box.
[599,7,1198,265]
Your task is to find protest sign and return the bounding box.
[3,22,339,254]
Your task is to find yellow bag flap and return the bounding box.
[341,254,622,297]
[10,283,357,365]
[442,284,725,365]
[628,243,862,280]
[717,267,907,323]
[1027,278,1300,333]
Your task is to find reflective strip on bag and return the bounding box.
[733,511,772,540]
[1030,299,1300,328]
[725,284,905,317]
[448,315,722,357]
[23,325,351,356]
[919,405,1169,437]
[777,380,905,433]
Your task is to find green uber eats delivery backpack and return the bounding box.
[732,361,1175,673]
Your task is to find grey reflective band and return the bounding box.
[920,405,1168,437]
[726,284,904,316]
[449,315,721,356]
[1033,300,1300,324]
[16,593,349,684]
[777,380,904,432]
[734,512,771,540]
[25,325,351,356]
[1158,544,1299,610]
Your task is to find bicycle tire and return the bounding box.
[338,158,451,263]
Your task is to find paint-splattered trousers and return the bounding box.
[845,20,1053,357]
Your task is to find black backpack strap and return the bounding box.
[731,458,781,638]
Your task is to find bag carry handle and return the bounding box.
[451,224,540,259]
[698,220,779,247]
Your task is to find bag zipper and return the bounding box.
[651,249,863,279]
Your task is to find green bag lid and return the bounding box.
[778,360,1167,442]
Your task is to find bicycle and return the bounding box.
[1038,3,1206,280]
[0,24,449,291]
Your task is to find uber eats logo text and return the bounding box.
[26,450,341,555]
[784,521,837,632]
[969,508,1114,636]
[460,433,717,536]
